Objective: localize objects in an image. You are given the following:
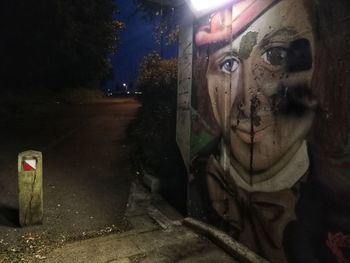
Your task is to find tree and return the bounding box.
[136,52,177,96]
[0,0,123,91]
[133,0,182,56]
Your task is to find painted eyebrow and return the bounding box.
[207,39,232,54]
[212,50,239,65]
[259,27,298,48]
[208,43,239,62]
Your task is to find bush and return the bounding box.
[129,52,178,174]
[128,52,187,214]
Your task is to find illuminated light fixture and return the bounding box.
[186,0,234,17]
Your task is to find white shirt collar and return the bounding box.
[220,141,309,192]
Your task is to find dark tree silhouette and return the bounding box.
[0,0,123,91]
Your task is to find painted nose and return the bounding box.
[235,62,260,119]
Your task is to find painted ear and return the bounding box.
[287,38,312,72]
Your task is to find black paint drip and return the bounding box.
[249,95,260,186]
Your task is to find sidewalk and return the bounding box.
[44,182,237,263]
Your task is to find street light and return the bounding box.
[185,0,234,17]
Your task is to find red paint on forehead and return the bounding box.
[195,0,280,46]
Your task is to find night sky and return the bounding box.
[105,0,177,91]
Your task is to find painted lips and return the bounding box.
[232,120,273,143]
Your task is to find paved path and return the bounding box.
[44,183,237,263]
[0,98,140,261]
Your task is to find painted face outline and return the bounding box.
[205,0,316,180]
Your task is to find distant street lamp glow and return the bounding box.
[186,0,234,16]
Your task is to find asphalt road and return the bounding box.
[0,98,140,258]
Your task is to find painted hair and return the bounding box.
[304,0,350,155]
[303,0,350,206]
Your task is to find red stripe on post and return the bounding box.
[23,161,35,171]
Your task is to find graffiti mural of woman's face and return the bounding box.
[206,0,316,180]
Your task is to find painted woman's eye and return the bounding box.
[262,47,288,66]
[220,57,239,74]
